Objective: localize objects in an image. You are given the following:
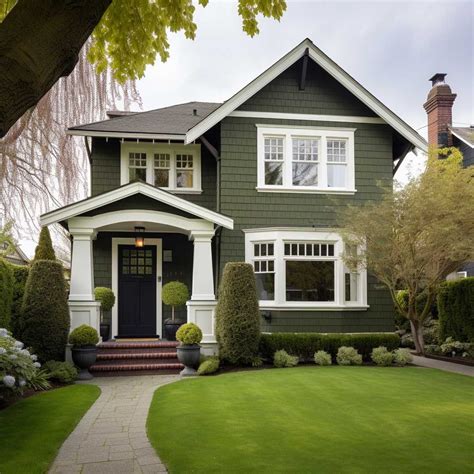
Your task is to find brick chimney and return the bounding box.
[423,73,457,147]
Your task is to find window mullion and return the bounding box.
[284,134,292,187]
[320,135,328,189]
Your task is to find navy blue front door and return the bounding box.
[118,245,157,336]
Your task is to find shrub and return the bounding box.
[0,258,13,329]
[197,356,220,375]
[0,329,49,402]
[393,348,413,366]
[259,333,400,361]
[33,227,55,261]
[273,350,298,368]
[314,350,332,366]
[94,287,115,312]
[69,325,99,347]
[251,356,264,368]
[336,346,362,366]
[176,322,202,345]
[216,262,260,365]
[162,281,189,321]
[371,346,394,366]
[43,360,78,384]
[439,337,472,357]
[438,278,474,342]
[21,260,69,362]
[9,264,29,340]
[424,344,441,355]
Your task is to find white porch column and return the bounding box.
[187,230,218,351]
[68,228,100,335]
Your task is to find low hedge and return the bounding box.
[438,277,474,342]
[259,332,400,361]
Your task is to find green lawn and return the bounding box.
[147,367,474,474]
[0,384,100,474]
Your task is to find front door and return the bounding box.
[118,245,157,337]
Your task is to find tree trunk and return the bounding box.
[0,0,112,137]
[409,319,425,355]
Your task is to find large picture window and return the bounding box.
[121,143,201,193]
[245,229,367,310]
[257,126,355,193]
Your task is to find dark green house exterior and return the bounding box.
[41,39,427,348]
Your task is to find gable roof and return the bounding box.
[68,102,221,140]
[450,127,474,148]
[185,39,426,152]
[40,181,234,230]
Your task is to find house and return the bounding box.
[0,215,29,266]
[40,39,427,352]
[423,73,474,278]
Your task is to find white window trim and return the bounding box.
[120,142,202,194]
[244,228,368,311]
[256,125,356,194]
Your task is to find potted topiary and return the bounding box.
[69,324,99,380]
[176,322,202,376]
[94,287,115,341]
[162,281,189,341]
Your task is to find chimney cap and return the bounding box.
[429,73,447,86]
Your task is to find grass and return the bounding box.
[0,384,100,474]
[147,367,474,474]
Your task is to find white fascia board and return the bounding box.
[230,110,385,124]
[185,39,427,153]
[40,182,233,229]
[67,129,186,141]
[451,130,474,149]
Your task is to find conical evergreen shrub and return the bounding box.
[0,258,13,329]
[34,227,56,261]
[21,260,69,361]
[9,264,29,340]
[215,262,260,365]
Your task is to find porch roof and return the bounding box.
[40,181,234,230]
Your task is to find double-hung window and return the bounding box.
[257,126,355,193]
[245,229,367,309]
[121,143,201,193]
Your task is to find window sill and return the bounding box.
[259,303,369,311]
[255,186,357,195]
[162,189,203,195]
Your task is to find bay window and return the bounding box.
[121,142,201,193]
[257,126,355,193]
[245,229,367,310]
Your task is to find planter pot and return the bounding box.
[100,323,110,342]
[177,344,201,376]
[71,345,97,380]
[163,319,183,341]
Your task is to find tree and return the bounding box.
[0,0,286,137]
[33,227,56,261]
[0,257,13,328]
[339,148,474,354]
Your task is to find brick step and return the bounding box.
[90,362,183,372]
[98,341,179,350]
[97,348,178,357]
[96,351,178,361]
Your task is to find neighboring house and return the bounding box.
[0,215,29,266]
[40,39,427,350]
[423,73,474,278]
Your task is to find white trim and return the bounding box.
[67,129,185,141]
[40,181,234,230]
[230,110,385,124]
[120,142,202,193]
[244,228,368,310]
[257,125,355,192]
[185,39,427,153]
[111,238,162,339]
[450,130,474,149]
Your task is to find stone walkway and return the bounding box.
[49,375,180,474]
[412,354,474,377]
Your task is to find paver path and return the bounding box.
[49,375,180,474]
[412,354,474,377]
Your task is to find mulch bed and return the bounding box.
[423,353,474,367]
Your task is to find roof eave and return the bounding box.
[67,129,186,141]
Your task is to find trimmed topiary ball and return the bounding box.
[162,281,189,321]
[94,287,115,312]
[176,322,202,345]
[21,260,69,362]
[69,325,99,347]
[215,262,260,365]
[33,227,56,261]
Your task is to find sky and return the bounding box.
[20,0,474,256]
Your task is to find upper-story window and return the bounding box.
[257,126,355,194]
[120,142,201,193]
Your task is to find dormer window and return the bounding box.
[120,142,201,193]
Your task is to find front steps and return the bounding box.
[90,340,183,376]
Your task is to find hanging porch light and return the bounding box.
[134,226,145,248]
